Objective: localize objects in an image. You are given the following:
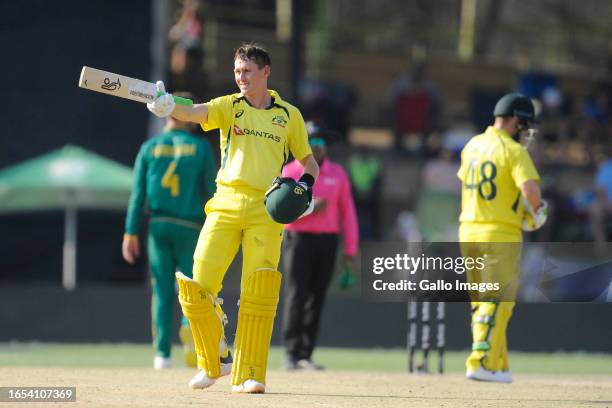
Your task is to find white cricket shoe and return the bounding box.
[466,367,513,383]
[154,356,172,370]
[231,379,265,394]
[188,359,233,389]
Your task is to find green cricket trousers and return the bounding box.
[148,217,201,357]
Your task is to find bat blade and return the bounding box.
[78,66,157,104]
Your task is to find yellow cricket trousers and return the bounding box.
[192,185,284,295]
[190,184,284,385]
[460,223,521,372]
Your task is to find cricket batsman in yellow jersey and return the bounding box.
[457,93,548,383]
[147,43,319,394]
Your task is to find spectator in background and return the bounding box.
[122,92,217,370]
[168,0,205,95]
[417,135,461,242]
[516,68,557,101]
[583,87,611,143]
[348,146,382,240]
[281,122,359,370]
[421,135,461,194]
[590,147,612,253]
[584,46,612,140]
[537,86,572,144]
[580,49,612,170]
[300,78,356,142]
[387,59,443,153]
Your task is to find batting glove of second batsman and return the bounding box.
[521,198,549,231]
[147,81,175,118]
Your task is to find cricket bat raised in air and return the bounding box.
[78,66,192,106]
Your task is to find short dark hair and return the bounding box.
[234,43,271,68]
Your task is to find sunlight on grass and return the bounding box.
[0,343,610,376]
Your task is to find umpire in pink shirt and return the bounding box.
[281,122,359,370]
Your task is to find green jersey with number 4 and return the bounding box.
[457,126,540,233]
[125,130,216,235]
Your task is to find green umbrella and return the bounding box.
[0,145,133,290]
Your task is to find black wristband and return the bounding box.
[299,173,315,188]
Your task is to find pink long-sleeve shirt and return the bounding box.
[283,159,359,256]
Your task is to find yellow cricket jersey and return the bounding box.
[457,126,540,236]
[201,90,312,192]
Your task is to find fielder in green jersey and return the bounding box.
[122,96,216,369]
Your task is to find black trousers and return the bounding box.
[281,232,339,360]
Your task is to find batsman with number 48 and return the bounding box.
[457,93,548,383]
[147,43,319,394]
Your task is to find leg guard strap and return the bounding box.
[472,341,490,351]
[473,315,495,325]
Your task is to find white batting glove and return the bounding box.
[146,81,175,118]
[296,180,314,219]
[522,198,548,231]
[299,199,315,219]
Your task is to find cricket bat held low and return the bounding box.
[78,66,192,106]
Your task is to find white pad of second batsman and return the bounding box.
[147,81,175,117]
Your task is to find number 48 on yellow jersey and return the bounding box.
[465,160,497,200]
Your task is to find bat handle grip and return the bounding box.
[172,95,193,106]
[156,90,193,106]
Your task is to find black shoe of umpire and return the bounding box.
[284,355,299,370]
[297,358,325,371]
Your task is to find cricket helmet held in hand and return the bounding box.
[264,177,309,224]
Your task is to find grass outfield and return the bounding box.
[0,343,610,376]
